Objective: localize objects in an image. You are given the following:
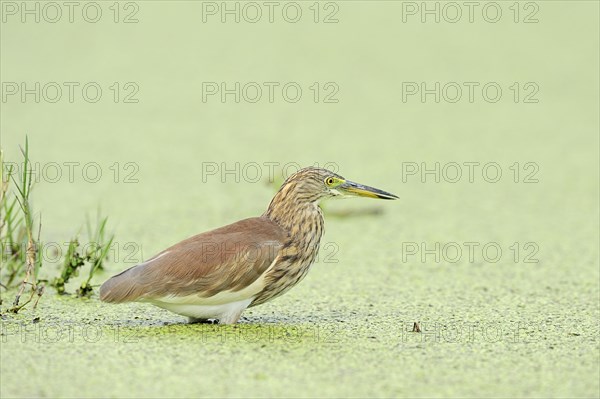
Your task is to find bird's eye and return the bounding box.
[326,177,335,186]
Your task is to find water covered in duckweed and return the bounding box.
[1,2,598,397]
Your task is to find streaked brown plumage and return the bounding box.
[100,167,397,324]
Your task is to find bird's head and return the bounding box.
[278,167,399,203]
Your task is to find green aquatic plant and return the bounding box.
[51,239,87,295]
[78,214,114,297]
[1,139,115,313]
[0,138,44,313]
[51,215,115,298]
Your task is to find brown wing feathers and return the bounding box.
[99,217,288,303]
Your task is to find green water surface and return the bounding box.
[1,2,598,397]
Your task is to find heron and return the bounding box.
[100,167,398,324]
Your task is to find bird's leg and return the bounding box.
[217,309,246,325]
[188,317,217,324]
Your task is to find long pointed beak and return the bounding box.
[338,180,399,200]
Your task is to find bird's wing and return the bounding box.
[99,217,288,303]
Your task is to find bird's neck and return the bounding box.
[263,188,325,247]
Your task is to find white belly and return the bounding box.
[143,261,273,324]
[151,297,254,324]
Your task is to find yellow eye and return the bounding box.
[326,177,335,186]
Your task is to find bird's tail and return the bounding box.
[99,265,143,303]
